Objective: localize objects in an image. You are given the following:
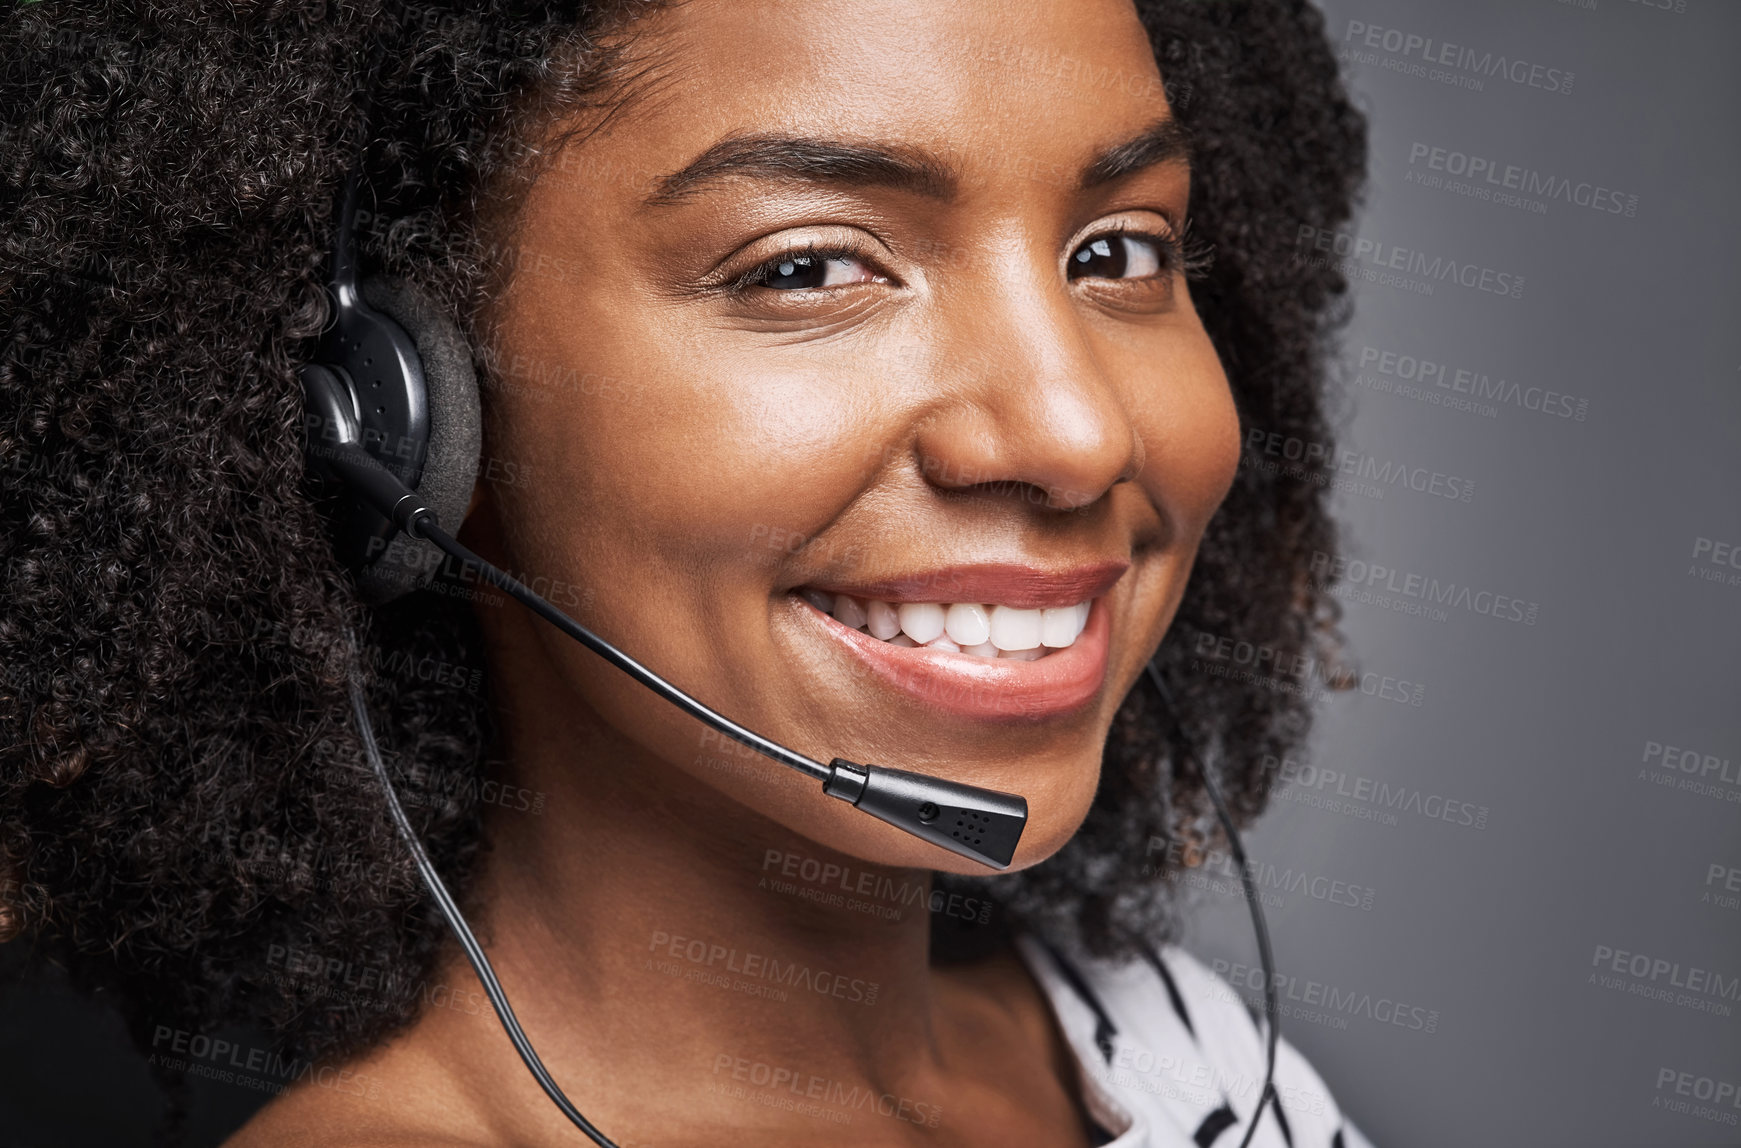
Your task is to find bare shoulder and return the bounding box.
[221,1085,485,1148]
[219,1040,492,1148]
[226,1122,479,1148]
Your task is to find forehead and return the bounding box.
[585,0,1173,185]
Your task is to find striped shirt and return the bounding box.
[1015,934,1376,1148]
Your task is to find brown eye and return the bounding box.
[759,253,830,289]
[1068,234,1165,280]
[745,250,885,291]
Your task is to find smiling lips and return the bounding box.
[793,561,1127,721]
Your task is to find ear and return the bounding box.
[356,275,483,600]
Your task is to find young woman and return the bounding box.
[0,0,1369,1144]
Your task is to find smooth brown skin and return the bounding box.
[232,1,1239,1144]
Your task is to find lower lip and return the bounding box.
[796,597,1113,722]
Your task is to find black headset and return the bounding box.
[299,154,1278,1146]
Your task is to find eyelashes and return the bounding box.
[1073,220,1213,284]
[727,243,881,294]
[723,219,1209,297]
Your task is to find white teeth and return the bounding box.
[944,602,991,647]
[803,589,1094,660]
[832,594,868,631]
[1041,606,1078,648]
[897,602,947,644]
[987,605,1043,651]
[866,599,901,640]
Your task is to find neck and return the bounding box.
[437,565,969,1142]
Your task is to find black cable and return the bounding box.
[1143,659,1279,1148]
[338,521,1268,1145]
[304,433,1026,869]
[344,634,620,1146]
[323,441,1250,1141]
[413,518,830,782]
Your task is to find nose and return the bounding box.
[911,277,1144,512]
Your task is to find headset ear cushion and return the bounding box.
[356,275,482,602]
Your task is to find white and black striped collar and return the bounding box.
[1014,933,1373,1148]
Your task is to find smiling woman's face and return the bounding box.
[475,0,1240,873]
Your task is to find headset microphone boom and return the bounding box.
[297,169,1028,1142]
[300,162,1275,1145]
[302,364,1029,870]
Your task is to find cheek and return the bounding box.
[1197,365,1244,518]
[487,311,874,592]
[1138,336,1242,542]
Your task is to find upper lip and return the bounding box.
[799,560,1129,610]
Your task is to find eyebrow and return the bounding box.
[642,117,1192,208]
[1079,117,1192,189]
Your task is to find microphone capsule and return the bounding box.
[824,759,1027,870]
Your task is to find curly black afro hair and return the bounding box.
[0,0,1365,1089]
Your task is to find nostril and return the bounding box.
[957,477,1089,513]
[910,362,1145,514]
[1040,481,1103,512]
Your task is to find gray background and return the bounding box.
[1186,2,1741,1146]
